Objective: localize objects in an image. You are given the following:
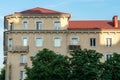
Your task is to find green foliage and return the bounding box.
[25,48,70,80]
[69,49,103,80]
[0,67,5,80]
[101,53,120,80]
[25,48,120,80]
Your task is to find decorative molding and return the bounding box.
[4,30,120,34]
[6,15,69,19]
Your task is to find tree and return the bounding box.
[69,49,103,80]
[101,53,120,80]
[25,48,120,80]
[25,48,70,80]
[0,67,5,80]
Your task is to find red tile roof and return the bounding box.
[69,20,120,30]
[15,7,67,14]
[14,7,120,30]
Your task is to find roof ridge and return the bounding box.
[15,7,67,14]
[70,20,112,21]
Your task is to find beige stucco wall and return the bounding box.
[7,17,68,30]
[5,31,120,80]
[5,14,69,30]
[6,53,25,80]
[4,13,120,80]
[7,31,120,55]
[68,32,120,53]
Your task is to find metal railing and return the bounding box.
[6,46,29,52]
[69,45,81,50]
[69,41,80,45]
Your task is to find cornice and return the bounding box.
[4,30,120,34]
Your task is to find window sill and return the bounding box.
[20,63,27,66]
[35,46,43,48]
[90,46,96,47]
[106,46,112,48]
[54,46,61,48]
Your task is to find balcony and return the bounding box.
[7,46,29,53]
[69,42,81,50]
[3,56,7,64]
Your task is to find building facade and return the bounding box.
[4,7,120,80]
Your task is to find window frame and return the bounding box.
[8,38,13,51]
[20,71,26,80]
[53,36,62,47]
[22,37,28,46]
[90,38,96,47]
[20,54,27,64]
[35,20,43,30]
[106,38,112,47]
[22,20,29,30]
[70,36,79,45]
[53,20,61,30]
[35,37,43,47]
[9,22,14,30]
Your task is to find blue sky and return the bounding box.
[0,0,120,68]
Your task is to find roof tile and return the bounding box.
[15,7,66,14]
[69,20,120,30]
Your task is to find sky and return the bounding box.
[0,0,120,69]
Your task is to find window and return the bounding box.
[8,38,12,50]
[9,65,11,80]
[22,21,28,29]
[22,37,28,46]
[36,21,43,30]
[106,38,112,47]
[35,37,43,47]
[105,54,112,61]
[9,22,14,30]
[71,37,79,45]
[20,54,27,64]
[90,38,96,47]
[54,37,61,47]
[54,21,61,30]
[20,71,25,80]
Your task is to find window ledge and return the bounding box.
[20,63,27,66]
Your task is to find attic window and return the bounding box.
[22,21,28,29]
[9,22,14,30]
[36,21,43,30]
[54,21,61,30]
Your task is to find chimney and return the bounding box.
[113,16,118,28]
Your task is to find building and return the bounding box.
[4,7,120,80]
